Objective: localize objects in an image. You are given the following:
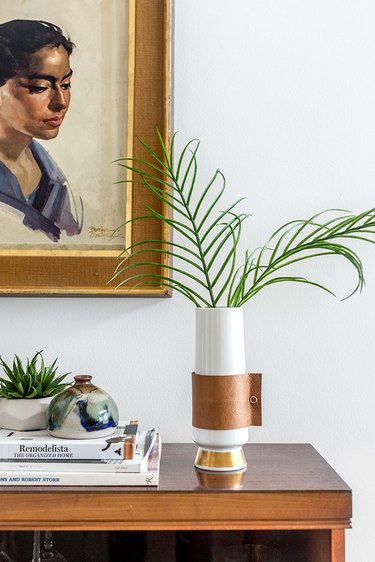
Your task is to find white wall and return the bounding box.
[0,1,374,559]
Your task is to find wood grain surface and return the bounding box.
[0,444,352,532]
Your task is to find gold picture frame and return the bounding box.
[0,0,172,296]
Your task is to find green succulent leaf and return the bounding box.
[0,352,72,399]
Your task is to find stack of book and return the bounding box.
[0,420,161,486]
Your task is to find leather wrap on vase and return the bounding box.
[192,373,262,430]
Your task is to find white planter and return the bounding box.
[0,397,52,431]
[192,307,249,471]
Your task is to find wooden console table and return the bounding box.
[0,443,352,562]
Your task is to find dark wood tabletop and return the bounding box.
[0,443,352,531]
[160,443,351,492]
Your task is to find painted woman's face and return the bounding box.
[0,44,72,141]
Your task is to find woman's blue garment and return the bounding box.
[0,140,82,242]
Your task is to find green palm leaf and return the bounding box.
[233,209,375,306]
[112,132,248,307]
[112,133,375,307]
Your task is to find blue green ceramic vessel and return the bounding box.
[47,375,119,439]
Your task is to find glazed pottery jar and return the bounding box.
[47,375,119,439]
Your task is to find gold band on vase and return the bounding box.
[194,447,247,471]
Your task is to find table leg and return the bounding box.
[331,529,345,562]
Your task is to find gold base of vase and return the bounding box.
[194,447,247,472]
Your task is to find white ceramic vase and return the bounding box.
[192,307,249,471]
[0,397,52,431]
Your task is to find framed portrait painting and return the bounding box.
[0,0,172,295]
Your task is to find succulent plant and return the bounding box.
[0,351,72,399]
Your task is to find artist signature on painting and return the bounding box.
[88,226,122,240]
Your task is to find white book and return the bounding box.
[0,420,141,460]
[0,429,156,473]
[0,434,161,487]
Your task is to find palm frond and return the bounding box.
[113,133,375,307]
[234,209,375,306]
[114,133,248,306]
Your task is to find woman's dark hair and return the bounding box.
[0,19,74,86]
